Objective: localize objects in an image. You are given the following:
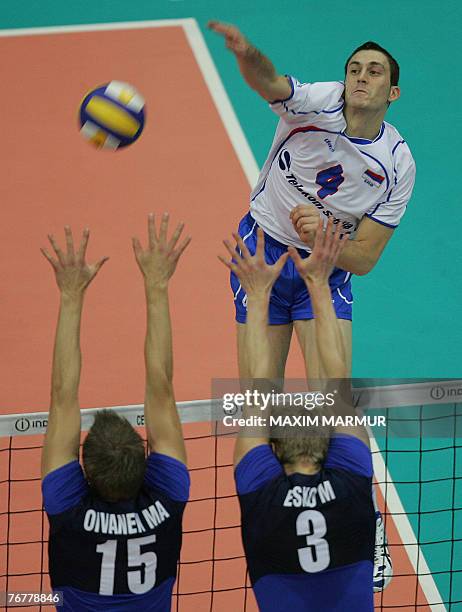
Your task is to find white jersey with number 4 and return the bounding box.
[250,77,416,250]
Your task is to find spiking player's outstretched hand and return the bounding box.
[208,21,291,102]
[288,217,346,285]
[219,228,288,296]
[208,21,250,57]
[41,226,108,297]
[132,213,191,288]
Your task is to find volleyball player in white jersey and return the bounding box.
[209,21,413,590]
[209,20,415,378]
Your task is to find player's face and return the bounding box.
[344,50,400,112]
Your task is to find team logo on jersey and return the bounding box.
[316,165,344,199]
[363,169,385,188]
[324,137,335,152]
[278,149,291,171]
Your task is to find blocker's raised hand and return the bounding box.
[41,226,108,297]
[132,213,191,288]
[219,228,288,297]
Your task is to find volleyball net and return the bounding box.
[1,379,461,611]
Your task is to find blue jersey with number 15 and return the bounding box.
[42,453,190,611]
[235,435,375,612]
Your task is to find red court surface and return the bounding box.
[0,23,431,611]
[1,24,259,413]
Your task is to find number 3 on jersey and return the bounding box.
[296,510,330,572]
[316,165,344,199]
[97,534,157,595]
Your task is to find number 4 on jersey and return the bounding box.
[316,165,344,199]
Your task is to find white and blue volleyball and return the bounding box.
[79,81,145,150]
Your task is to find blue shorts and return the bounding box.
[231,213,353,325]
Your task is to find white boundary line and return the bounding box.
[370,433,446,611]
[0,18,196,37]
[0,19,447,608]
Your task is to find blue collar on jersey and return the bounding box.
[341,122,385,145]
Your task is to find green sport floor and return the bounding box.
[1,1,461,609]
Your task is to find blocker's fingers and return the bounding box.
[94,256,109,274]
[332,230,346,262]
[273,251,289,274]
[167,223,185,252]
[48,234,66,266]
[312,218,326,253]
[287,246,303,267]
[158,212,169,244]
[332,221,343,244]
[255,228,266,260]
[132,236,143,260]
[40,247,58,270]
[218,255,236,271]
[324,217,335,247]
[174,236,191,260]
[148,213,157,249]
[223,239,241,261]
[233,233,252,260]
[64,226,75,259]
[218,255,230,268]
[76,228,90,264]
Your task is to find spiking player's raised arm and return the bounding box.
[208,21,291,102]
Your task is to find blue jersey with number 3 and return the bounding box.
[235,435,375,611]
[42,453,189,611]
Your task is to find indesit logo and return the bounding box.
[278,149,291,172]
[430,386,445,400]
[14,417,48,433]
[430,385,462,400]
[15,417,31,432]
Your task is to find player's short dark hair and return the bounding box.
[270,405,332,468]
[344,41,400,86]
[82,410,146,501]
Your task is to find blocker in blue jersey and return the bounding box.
[220,220,376,611]
[40,215,191,611]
